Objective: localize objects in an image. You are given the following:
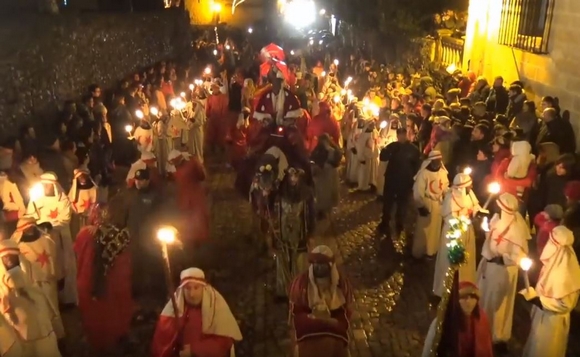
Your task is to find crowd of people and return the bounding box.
[0,22,579,357]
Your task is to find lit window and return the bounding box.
[497,0,555,54]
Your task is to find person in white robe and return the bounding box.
[521,225,580,357]
[126,151,157,187]
[0,172,25,235]
[0,241,63,357]
[10,217,62,317]
[152,116,171,176]
[412,150,449,259]
[0,239,64,340]
[25,172,77,305]
[433,173,482,297]
[168,106,190,151]
[355,120,379,191]
[133,120,154,153]
[68,169,97,238]
[476,192,529,345]
[187,99,206,163]
[345,118,362,185]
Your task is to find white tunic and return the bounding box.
[433,190,480,297]
[412,169,448,259]
[25,194,77,305]
[355,130,378,190]
[134,126,154,153]
[69,187,97,214]
[345,128,361,184]
[12,234,62,330]
[522,292,579,357]
[476,213,528,342]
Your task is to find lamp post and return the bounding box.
[157,226,179,314]
[211,2,222,27]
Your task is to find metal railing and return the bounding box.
[440,36,464,68]
[498,0,555,54]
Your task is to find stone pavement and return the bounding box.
[61,162,580,357]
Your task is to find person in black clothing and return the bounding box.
[485,76,509,115]
[533,107,577,154]
[377,128,421,239]
[417,103,433,152]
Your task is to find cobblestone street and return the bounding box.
[62,161,580,357]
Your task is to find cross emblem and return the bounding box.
[80,199,92,211]
[48,209,59,220]
[144,136,152,146]
[36,250,50,268]
[493,234,504,246]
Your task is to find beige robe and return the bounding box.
[433,189,480,297]
[476,213,529,342]
[355,129,378,190]
[412,169,448,258]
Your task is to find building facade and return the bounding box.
[185,0,264,27]
[462,0,580,143]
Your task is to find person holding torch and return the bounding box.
[520,225,580,357]
[476,192,530,352]
[151,268,242,357]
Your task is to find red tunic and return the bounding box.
[289,273,352,345]
[533,212,559,256]
[226,124,248,169]
[74,226,133,351]
[151,307,233,357]
[457,308,494,357]
[206,93,230,146]
[308,104,341,152]
[173,158,209,243]
[493,157,537,200]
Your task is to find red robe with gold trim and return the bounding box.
[289,272,352,345]
[253,87,304,123]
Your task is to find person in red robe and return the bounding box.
[73,203,133,353]
[422,278,494,357]
[307,101,341,152]
[151,267,242,357]
[289,245,352,357]
[167,150,209,245]
[226,109,250,170]
[206,82,230,153]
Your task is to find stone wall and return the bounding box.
[462,0,580,149]
[0,9,192,134]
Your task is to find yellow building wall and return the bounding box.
[185,0,264,27]
[463,0,580,147]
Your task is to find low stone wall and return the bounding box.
[0,9,192,134]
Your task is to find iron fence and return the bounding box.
[498,0,555,54]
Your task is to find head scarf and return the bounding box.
[0,240,55,343]
[507,141,535,178]
[159,268,242,343]
[166,150,183,174]
[9,217,37,243]
[40,172,65,197]
[68,168,96,204]
[536,226,580,299]
[441,173,475,217]
[307,245,345,310]
[482,193,529,261]
[414,150,447,180]
[126,152,157,183]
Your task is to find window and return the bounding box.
[498,0,555,54]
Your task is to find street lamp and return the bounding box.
[319,8,325,15]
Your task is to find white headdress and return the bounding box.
[159,268,242,345]
[507,140,535,179]
[536,226,580,299]
[307,245,345,311]
[414,150,447,180]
